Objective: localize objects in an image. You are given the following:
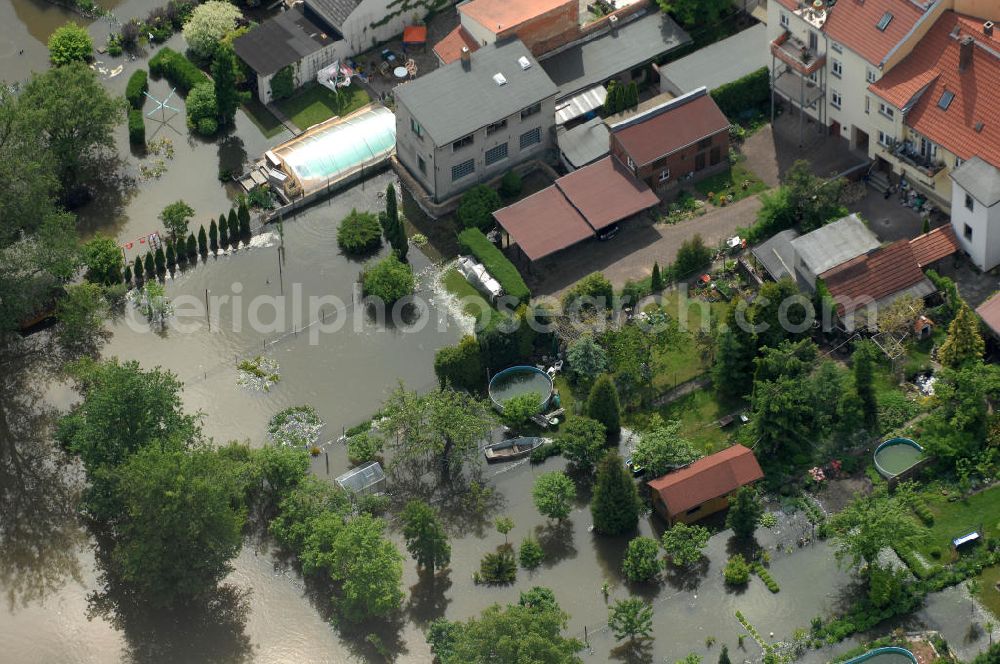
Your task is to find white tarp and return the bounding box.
[317,60,354,91]
[457,256,503,301]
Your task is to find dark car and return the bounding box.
[597,224,620,241]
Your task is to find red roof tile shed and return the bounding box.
[820,240,927,305]
[647,445,764,519]
[492,186,595,261]
[554,156,660,231]
[610,92,729,167]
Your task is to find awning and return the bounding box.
[555,84,607,125]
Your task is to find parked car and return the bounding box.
[597,224,619,241]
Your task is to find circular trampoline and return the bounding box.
[874,437,924,479]
[488,366,554,412]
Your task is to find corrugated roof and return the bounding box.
[610,88,729,167]
[555,156,660,230]
[433,25,480,65]
[976,292,1000,337]
[493,186,595,261]
[821,240,928,306]
[304,0,360,31]
[909,224,958,267]
[395,39,558,146]
[557,117,610,169]
[539,11,690,98]
[751,228,800,281]
[870,12,1000,169]
[790,214,881,276]
[658,23,768,95]
[233,7,337,76]
[460,0,572,33]
[951,156,1000,207]
[647,444,764,519]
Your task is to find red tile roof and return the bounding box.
[870,12,1000,168]
[460,0,570,33]
[976,292,1000,337]
[610,90,729,167]
[822,0,926,66]
[820,240,927,306]
[554,156,660,231]
[647,445,764,519]
[433,26,479,65]
[908,224,958,267]
[493,186,594,261]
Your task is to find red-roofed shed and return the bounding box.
[492,187,595,262]
[647,445,764,525]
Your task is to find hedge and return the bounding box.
[128,109,145,145]
[149,47,209,94]
[125,69,148,109]
[711,67,770,121]
[457,228,530,306]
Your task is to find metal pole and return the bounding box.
[277,246,284,295]
[205,289,210,331]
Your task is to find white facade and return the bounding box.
[951,179,1000,271]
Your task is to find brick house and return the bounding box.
[609,87,730,196]
[647,444,764,526]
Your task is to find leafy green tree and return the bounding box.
[532,472,576,521]
[270,65,295,100]
[477,546,517,584]
[591,452,639,535]
[657,0,730,27]
[751,278,809,352]
[852,340,878,432]
[380,385,495,483]
[337,208,382,254]
[829,488,923,580]
[565,272,614,311]
[674,234,712,277]
[238,202,251,237]
[245,443,310,509]
[519,586,558,612]
[713,306,757,400]
[558,416,606,473]
[361,254,414,304]
[159,200,194,241]
[111,446,244,606]
[401,500,451,573]
[82,235,124,285]
[495,516,514,543]
[922,362,1000,465]
[587,374,621,439]
[55,283,110,356]
[631,416,700,478]
[269,476,350,553]
[48,22,93,65]
[726,486,763,539]
[621,536,660,582]
[608,597,654,644]
[212,44,245,126]
[182,0,242,59]
[427,601,583,664]
[198,225,208,256]
[434,336,483,392]
[456,184,502,231]
[186,81,218,135]
[782,159,848,232]
[501,393,540,429]
[19,62,124,191]
[661,522,710,567]
[939,303,985,368]
[500,170,523,199]
[723,554,750,585]
[651,261,663,292]
[519,536,544,569]
[567,334,608,383]
[165,242,176,268]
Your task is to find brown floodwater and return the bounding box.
[1,4,993,662]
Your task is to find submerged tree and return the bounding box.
[829,488,923,582]
[590,452,639,535]
[400,499,451,574]
[608,597,654,645]
[587,374,621,439]
[532,472,576,521]
[726,486,763,539]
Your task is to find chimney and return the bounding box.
[959,36,974,73]
[985,21,995,37]
[460,47,471,70]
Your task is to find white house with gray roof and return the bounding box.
[395,39,559,203]
[950,156,1000,271]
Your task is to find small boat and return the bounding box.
[484,437,545,463]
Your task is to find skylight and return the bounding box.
[492,73,507,86]
[876,12,893,31]
[938,90,955,110]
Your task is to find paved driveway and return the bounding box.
[524,195,762,297]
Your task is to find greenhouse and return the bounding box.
[267,104,396,197]
[335,460,386,496]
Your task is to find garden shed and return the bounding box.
[335,460,386,496]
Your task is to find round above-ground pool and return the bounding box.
[874,437,924,478]
[844,647,918,664]
[488,366,554,411]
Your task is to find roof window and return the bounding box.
[493,72,507,86]
[938,90,955,110]
[876,12,893,31]
[518,56,531,70]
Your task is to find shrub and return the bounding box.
[119,18,141,48]
[723,554,751,585]
[456,185,502,231]
[125,69,148,109]
[530,439,561,463]
[128,110,145,145]
[186,81,218,133]
[270,65,295,100]
[566,334,608,383]
[519,537,544,570]
[337,209,382,254]
[621,536,660,582]
[674,234,712,278]
[48,22,93,66]
[710,67,770,121]
[475,546,517,585]
[753,564,780,593]
[501,393,540,429]
[499,170,523,199]
[149,47,209,93]
[458,228,530,306]
[434,336,483,392]
[361,254,414,305]
[357,493,391,517]
[564,272,614,311]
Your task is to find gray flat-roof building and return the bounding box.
[556,117,610,170]
[789,213,881,290]
[751,228,800,282]
[658,23,768,97]
[395,39,559,203]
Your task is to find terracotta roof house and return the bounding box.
[976,291,1000,338]
[433,0,579,65]
[648,445,764,526]
[609,87,730,195]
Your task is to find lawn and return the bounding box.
[694,160,769,204]
[646,290,731,389]
[241,98,287,139]
[977,565,1000,619]
[441,267,494,325]
[276,84,371,130]
[627,388,742,454]
[913,484,1000,561]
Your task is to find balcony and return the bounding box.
[893,143,946,179]
[771,31,825,76]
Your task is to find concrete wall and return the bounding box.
[950,0,996,24]
[496,0,580,56]
[396,94,557,202]
[951,179,1000,270]
[610,128,730,195]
